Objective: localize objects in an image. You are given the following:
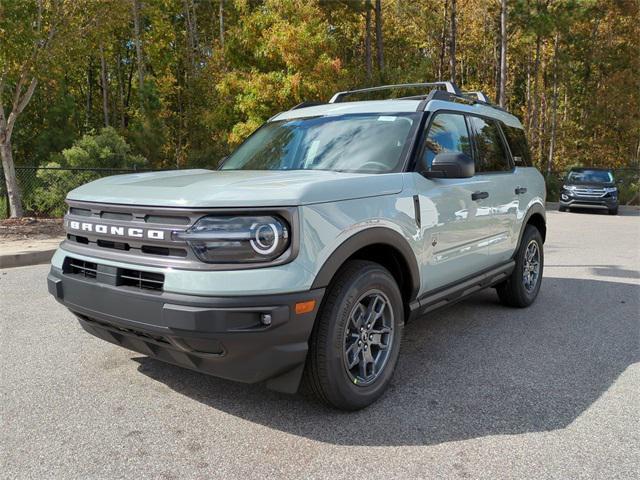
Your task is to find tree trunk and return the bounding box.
[99,43,110,127]
[374,0,384,76]
[498,0,507,107]
[547,33,559,176]
[0,75,38,218]
[449,0,457,83]
[530,34,541,148]
[365,0,372,81]
[0,140,24,218]
[132,0,145,100]
[117,50,126,128]
[219,0,225,50]
[86,59,93,127]
[438,0,448,81]
[184,0,200,71]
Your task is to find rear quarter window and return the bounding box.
[501,124,531,167]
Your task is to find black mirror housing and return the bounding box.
[423,152,475,179]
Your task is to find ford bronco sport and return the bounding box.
[48,82,546,410]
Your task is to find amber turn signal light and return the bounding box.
[295,300,316,315]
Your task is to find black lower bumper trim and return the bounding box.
[560,197,617,209]
[48,267,324,393]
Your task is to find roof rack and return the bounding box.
[328,82,461,103]
[462,91,491,103]
[290,101,325,110]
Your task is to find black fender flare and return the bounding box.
[515,203,546,253]
[310,227,421,301]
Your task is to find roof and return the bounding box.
[271,100,423,121]
[271,97,523,129]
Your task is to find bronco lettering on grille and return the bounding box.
[68,221,165,240]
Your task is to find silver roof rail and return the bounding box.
[462,91,491,103]
[329,82,461,103]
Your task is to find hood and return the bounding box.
[67,169,404,207]
[565,180,615,188]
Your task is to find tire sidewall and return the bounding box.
[516,226,544,304]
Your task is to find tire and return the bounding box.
[558,205,567,212]
[496,225,544,308]
[304,260,404,410]
[608,207,618,215]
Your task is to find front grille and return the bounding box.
[63,201,198,262]
[120,269,165,291]
[63,257,164,291]
[65,259,98,279]
[573,187,606,198]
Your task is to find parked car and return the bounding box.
[559,167,619,215]
[47,82,546,410]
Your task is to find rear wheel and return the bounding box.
[305,260,403,410]
[496,225,544,308]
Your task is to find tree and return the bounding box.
[0,1,65,217]
[498,0,507,107]
[449,0,457,83]
[375,0,384,76]
[364,0,373,81]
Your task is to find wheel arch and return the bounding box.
[310,227,421,309]
[516,203,546,252]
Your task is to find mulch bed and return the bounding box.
[0,217,65,241]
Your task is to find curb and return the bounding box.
[0,248,58,269]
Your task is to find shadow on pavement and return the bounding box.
[134,276,639,446]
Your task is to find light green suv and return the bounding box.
[48,82,546,410]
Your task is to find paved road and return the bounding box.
[2,209,639,479]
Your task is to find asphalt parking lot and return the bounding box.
[1,209,638,479]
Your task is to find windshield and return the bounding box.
[221,113,419,174]
[567,169,614,184]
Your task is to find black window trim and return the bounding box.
[500,121,532,168]
[406,109,475,174]
[467,113,515,175]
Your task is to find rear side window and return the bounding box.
[469,116,511,172]
[421,113,472,169]
[501,124,531,166]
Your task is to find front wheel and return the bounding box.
[496,225,544,308]
[608,206,618,215]
[304,260,404,410]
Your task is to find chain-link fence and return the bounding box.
[1,165,639,219]
[0,166,158,219]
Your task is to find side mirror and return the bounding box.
[616,179,624,185]
[423,152,475,179]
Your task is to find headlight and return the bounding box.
[604,187,617,193]
[563,185,576,191]
[174,215,290,263]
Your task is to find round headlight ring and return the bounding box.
[250,222,280,255]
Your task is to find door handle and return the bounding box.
[515,186,527,195]
[471,191,489,201]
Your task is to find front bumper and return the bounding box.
[559,192,618,210]
[47,266,324,393]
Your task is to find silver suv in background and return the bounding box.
[48,82,546,410]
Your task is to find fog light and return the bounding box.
[561,194,569,201]
[260,313,272,326]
